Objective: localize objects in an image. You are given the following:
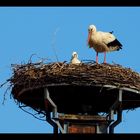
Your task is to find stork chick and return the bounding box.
[70,52,81,65]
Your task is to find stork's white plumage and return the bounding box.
[87,25,122,63]
[70,52,81,65]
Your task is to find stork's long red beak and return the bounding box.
[87,31,92,47]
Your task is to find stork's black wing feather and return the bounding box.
[107,39,122,50]
[109,31,114,34]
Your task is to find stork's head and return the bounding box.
[87,25,96,46]
[88,24,96,33]
[72,51,78,58]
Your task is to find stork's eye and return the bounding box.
[88,28,93,32]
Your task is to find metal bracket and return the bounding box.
[44,88,66,133]
[108,89,123,133]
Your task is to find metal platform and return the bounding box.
[12,84,140,133]
[43,86,123,133]
[14,84,140,114]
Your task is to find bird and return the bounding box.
[70,51,81,65]
[87,24,122,63]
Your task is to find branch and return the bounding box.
[19,105,46,121]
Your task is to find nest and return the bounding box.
[7,61,140,115]
[10,61,140,93]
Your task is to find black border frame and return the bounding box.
[0,0,140,6]
[0,0,140,139]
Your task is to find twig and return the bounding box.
[28,54,37,64]
[51,27,60,62]
[2,86,11,105]
[0,79,10,88]
[19,105,46,121]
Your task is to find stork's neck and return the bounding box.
[91,30,96,35]
[74,54,78,58]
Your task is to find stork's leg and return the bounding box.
[103,52,106,63]
[96,52,98,63]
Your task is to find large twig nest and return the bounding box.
[8,61,140,114]
[10,61,140,93]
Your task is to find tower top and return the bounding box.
[9,61,140,114]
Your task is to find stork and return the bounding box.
[87,25,122,63]
[70,52,81,65]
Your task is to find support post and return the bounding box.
[109,109,122,133]
[44,88,65,133]
[109,89,122,133]
[63,121,68,133]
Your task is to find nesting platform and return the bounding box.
[10,62,140,115]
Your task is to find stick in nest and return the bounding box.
[51,27,60,62]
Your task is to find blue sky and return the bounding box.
[0,7,140,133]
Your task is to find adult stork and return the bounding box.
[87,25,122,63]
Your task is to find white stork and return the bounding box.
[70,52,81,65]
[87,25,122,63]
